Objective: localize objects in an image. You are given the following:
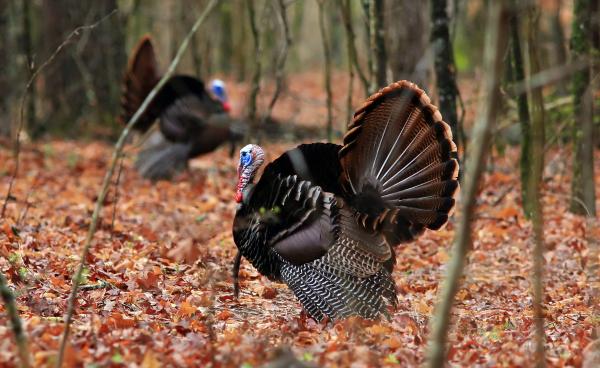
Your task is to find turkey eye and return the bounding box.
[240,152,252,166]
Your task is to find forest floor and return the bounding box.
[0,138,597,367]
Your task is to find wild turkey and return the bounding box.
[232,81,459,321]
[120,35,245,180]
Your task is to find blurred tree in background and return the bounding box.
[0,0,596,159]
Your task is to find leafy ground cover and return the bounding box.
[0,139,597,367]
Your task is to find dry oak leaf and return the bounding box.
[168,238,202,265]
[136,267,161,290]
[141,350,161,368]
[108,312,137,329]
[261,286,278,299]
[178,301,197,318]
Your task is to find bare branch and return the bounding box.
[426,3,509,366]
[507,59,590,97]
[55,1,219,366]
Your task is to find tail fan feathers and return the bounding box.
[120,35,162,132]
[339,81,459,244]
[135,132,190,181]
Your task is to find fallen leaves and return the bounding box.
[167,238,202,265]
[135,267,161,290]
[0,140,597,367]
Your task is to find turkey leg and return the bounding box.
[232,250,242,299]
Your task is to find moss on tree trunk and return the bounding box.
[570,0,595,216]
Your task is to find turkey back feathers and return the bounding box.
[339,81,459,244]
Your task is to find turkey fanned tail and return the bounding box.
[134,132,190,181]
[232,81,460,322]
[120,35,161,133]
[339,80,459,244]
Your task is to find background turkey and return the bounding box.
[120,35,245,180]
[232,81,459,322]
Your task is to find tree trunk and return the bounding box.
[509,1,533,217]
[22,0,39,139]
[385,0,429,87]
[430,0,459,153]
[586,0,600,342]
[370,0,386,90]
[570,0,595,216]
[339,0,369,96]
[426,3,509,366]
[246,0,262,126]
[232,0,248,81]
[218,1,233,74]
[317,0,333,141]
[0,0,13,137]
[40,0,124,135]
[549,0,568,95]
[524,6,547,367]
[362,0,374,94]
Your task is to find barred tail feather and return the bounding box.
[339,81,459,243]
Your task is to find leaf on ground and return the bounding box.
[167,238,202,265]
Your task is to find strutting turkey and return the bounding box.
[232,81,459,322]
[120,35,245,180]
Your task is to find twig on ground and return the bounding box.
[55,2,219,366]
[491,184,515,207]
[79,280,114,291]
